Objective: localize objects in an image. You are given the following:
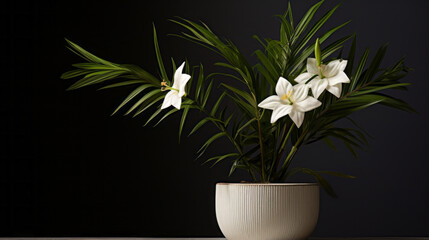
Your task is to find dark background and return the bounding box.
[1,0,428,237]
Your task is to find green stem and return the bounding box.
[277,130,307,181]
[235,68,266,182]
[256,118,266,182]
[279,124,295,156]
[270,123,295,180]
[278,146,298,181]
[252,92,267,183]
[165,86,179,92]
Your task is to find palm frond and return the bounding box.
[61,0,413,195]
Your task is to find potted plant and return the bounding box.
[60,1,413,239]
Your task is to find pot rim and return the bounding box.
[216,182,318,186]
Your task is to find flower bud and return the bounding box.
[315,38,322,67]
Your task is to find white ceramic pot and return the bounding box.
[215,183,319,240]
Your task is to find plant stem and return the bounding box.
[256,116,266,182]
[277,124,295,163]
[270,123,294,180]
[277,131,306,181]
[278,146,298,180]
[221,65,265,182]
[250,91,267,183]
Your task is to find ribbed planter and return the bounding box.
[215,183,319,240]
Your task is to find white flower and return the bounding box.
[161,62,191,110]
[295,58,350,99]
[258,77,321,127]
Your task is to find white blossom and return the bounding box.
[295,58,350,99]
[161,62,191,110]
[258,77,321,127]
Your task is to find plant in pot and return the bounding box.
[60,1,413,239]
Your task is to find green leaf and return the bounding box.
[294,4,346,56]
[224,92,255,120]
[195,64,205,101]
[278,14,293,44]
[344,141,358,159]
[144,107,163,126]
[353,83,411,96]
[67,70,126,90]
[72,63,118,70]
[292,1,324,45]
[300,168,338,198]
[221,83,256,106]
[254,49,279,81]
[198,132,228,158]
[203,153,240,167]
[201,79,214,108]
[179,106,190,141]
[321,35,352,60]
[112,84,152,115]
[344,35,356,76]
[133,95,165,117]
[188,117,211,136]
[65,39,120,68]
[211,92,227,116]
[125,89,162,115]
[153,24,169,83]
[122,64,160,85]
[155,108,179,126]
[234,118,257,139]
[97,80,145,90]
[361,44,388,86]
[322,137,337,151]
[350,48,370,90]
[61,69,92,79]
[345,117,373,139]
[255,63,276,86]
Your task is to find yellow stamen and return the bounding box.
[281,93,288,100]
[281,91,293,105]
[281,90,292,100]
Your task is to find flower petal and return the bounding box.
[291,83,309,102]
[171,93,182,109]
[178,73,191,97]
[326,82,342,98]
[327,71,350,86]
[161,91,175,109]
[270,105,292,123]
[275,77,293,96]
[310,78,328,99]
[294,72,314,84]
[307,58,319,75]
[173,62,186,89]
[295,97,322,112]
[258,95,281,110]
[289,110,305,128]
[322,59,347,78]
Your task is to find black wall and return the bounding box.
[1,0,428,237]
